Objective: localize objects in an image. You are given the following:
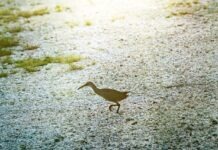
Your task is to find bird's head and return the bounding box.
[78,81,94,90]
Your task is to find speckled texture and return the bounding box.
[0,0,218,149]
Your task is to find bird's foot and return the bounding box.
[109,104,117,112]
[109,104,121,113]
[109,105,113,111]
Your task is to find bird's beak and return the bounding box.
[78,84,86,90]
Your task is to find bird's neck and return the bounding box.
[89,84,99,93]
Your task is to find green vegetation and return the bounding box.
[32,7,49,16]
[0,2,83,76]
[0,8,18,23]
[50,55,81,64]
[84,20,92,26]
[0,56,13,64]
[0,35,19,48]
[0,73,8,78]
[19,144,26,150]
[7,0,14,4]
[0,7,49,23]
[16,55,82,72]
[55,5,64,12]
[6,25,23,33]
[18,7,49,18]
[15,57,52,72]
[0,2,5,7]
[168,0,199,7]
[0,9,13,16]
[0,49,12,57]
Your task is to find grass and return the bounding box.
[168,0,199,7]
[50,55,81,64]
[0,73,8,78]
[166,0,204,17]
[0,49,12,57]
[0,15,18,23]
[0,7,49,23]
[31,7,49,16]
[55,5,64,12]
[16,57,52,72]
[84,20,92,26]
[0,35,19,48]
[0,8,19,23]
[0,8,14,16]
[23,43,39,50]
[7,0,14,4]
[6,25,23,33]
[18,7,49,18]
[0,56,13,64]
[15,55,82,72]
[0,2,4,7]
[68,64,83,71]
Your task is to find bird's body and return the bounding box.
[78,81,129,113]
[94,88,128,102]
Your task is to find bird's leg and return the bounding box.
[109,104,117,111]
[116,102,120,113]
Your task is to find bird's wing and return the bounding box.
[96,88,128,102]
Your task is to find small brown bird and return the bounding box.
[78,81,129,113]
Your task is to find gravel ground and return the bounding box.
[0,0,218,149]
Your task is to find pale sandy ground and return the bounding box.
[0,0,218,149]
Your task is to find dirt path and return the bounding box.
[0,0,218,149]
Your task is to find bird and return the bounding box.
[78,81,129,113]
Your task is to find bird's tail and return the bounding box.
[125,91,130,96]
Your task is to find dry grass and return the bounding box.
[22,43,39,50]
[166,0,204,17]
[68,64,83,71]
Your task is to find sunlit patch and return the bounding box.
[61,0,158,26]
